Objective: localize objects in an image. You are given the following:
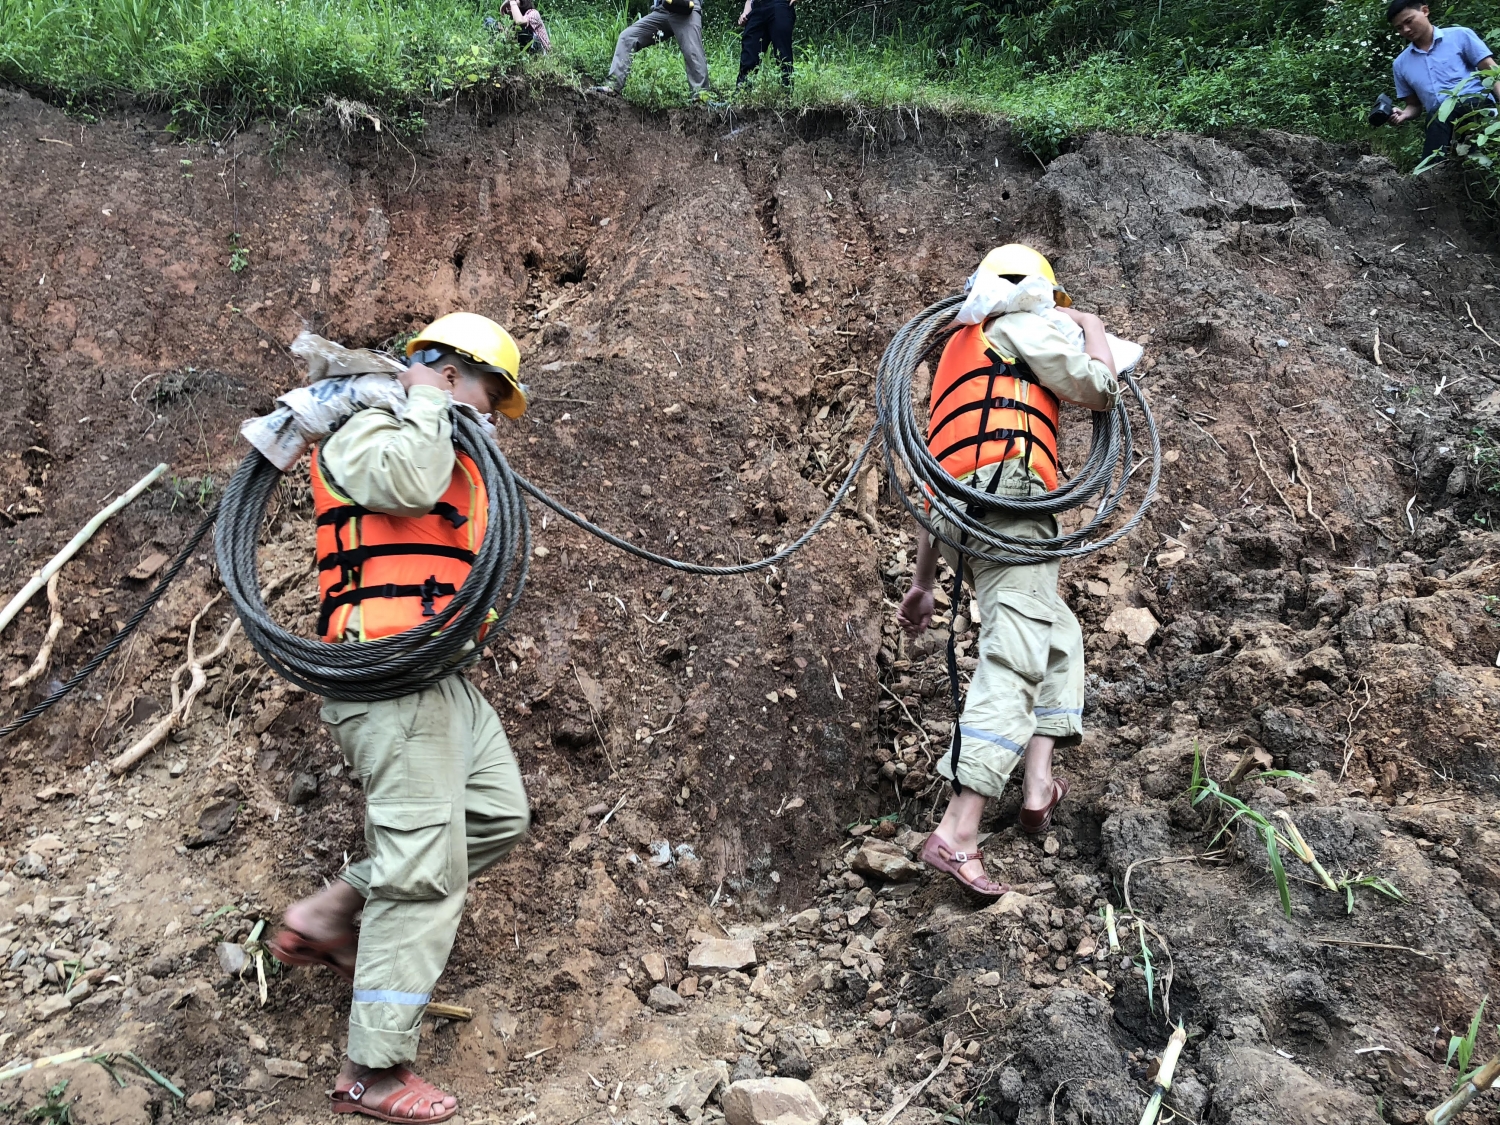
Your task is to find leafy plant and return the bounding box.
[1415,68,1500,203]
[25,1080,72,1125]
[1447,995,1488,1088]
[1189,744,1295,917]
[228,234,249,274]
[1337,873,1405,915]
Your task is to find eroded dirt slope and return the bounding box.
[1,90,1500,1125]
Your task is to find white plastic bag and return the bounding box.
[239,333,494,471]
[955,270,1144,375]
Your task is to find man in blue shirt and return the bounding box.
[1386,0,1497,156]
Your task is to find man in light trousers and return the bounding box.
[592,0,709,99]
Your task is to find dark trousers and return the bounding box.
[738,0,794,86]
[1423,95,1496,157]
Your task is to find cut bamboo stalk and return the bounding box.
[1104,903,1120,952]
[0,1044,97,1082]
[0,463,167,639]
[1138,1025,1188,1125]
[427,1002,473,1021]
[1273,811,1339,892]
[8,571,64,689]
[1426,1053,1500,1125]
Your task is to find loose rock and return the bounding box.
[288,771,319,805]
[642,952,667,982]
[850,839,923,882]
[773,1032,812,1080]
[688,938,757,971]
[186,1091,217,1115]
[721,1078,827,1125]
[649,984,687,1012]
[264,1058,308,1079]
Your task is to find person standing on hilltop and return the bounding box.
[897,246,1119,900]
[736,0,795,89]
[266,314,532,1123]
[589,0,710,100]
[1385,0,1497,156]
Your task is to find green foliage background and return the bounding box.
[0,0,1496,161]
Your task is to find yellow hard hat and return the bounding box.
[407,312,528,419]
[977,244,1072,307]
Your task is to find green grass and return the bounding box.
[0,0,1446,164]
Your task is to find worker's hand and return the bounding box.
[738,1,752,24]
[1057,306,1104,332]
[401,362,448,392]
[897,583,935,638]
[1390,104,1420,126]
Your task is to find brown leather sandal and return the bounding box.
[333,1066,457,1123]
[1019,778,1070,836]
[266,927,357,983]
[919,832,1010,900]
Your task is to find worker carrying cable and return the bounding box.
[266,313,530,1124]
[896,245,1121,900]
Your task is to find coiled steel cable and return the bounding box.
[3,294,1155,723]
[877,293,1160,564]
[217,409,530,701]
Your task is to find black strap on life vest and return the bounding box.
[927,396,1059,445]
[316,501,473,609]
[316,501,468,530]
[930,427,1061,474]
[316,576,458,636]
[928,351,1048,427]
[316,544,477,574]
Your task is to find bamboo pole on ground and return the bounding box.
[0,463,167,638]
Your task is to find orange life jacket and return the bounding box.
[927,322,1060,492]
[309,446,489,643]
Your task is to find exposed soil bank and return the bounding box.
[1,89,1499,1125]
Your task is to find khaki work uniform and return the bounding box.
[932,311,1118,799]
[319,386,530,1069]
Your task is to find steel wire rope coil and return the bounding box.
[876,293,1161,564]
[217,409,530,701]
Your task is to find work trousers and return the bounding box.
[932,480,1085,799]
[1423,95,1497,157]
[607,8,709,96]
[738,0,794,86]
[322,674,530,1068]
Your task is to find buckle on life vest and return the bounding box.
[431,502,468,529]
[420,575,440,617]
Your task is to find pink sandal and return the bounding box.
[919,832,1010,900]
[1019,778,1070,836]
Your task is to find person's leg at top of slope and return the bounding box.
[596,0,708,97]
[268,313,533,1122]
[896,244,1120,901]
[737,0,793,87]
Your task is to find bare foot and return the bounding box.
[337,1061,457,1120]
